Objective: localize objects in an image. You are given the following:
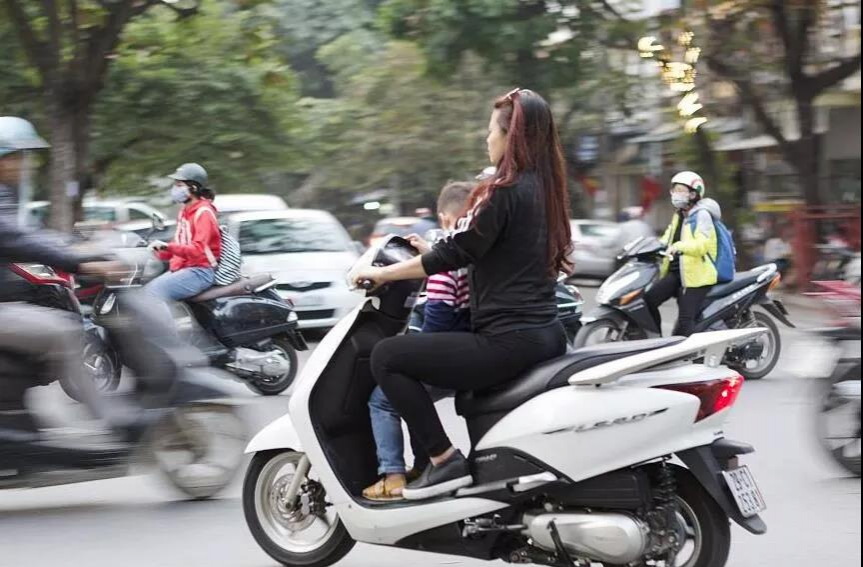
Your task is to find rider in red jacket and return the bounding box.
[145,163,221,309]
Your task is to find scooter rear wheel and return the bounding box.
[732,311,781,380]
[246,336,299,396]
[244,450,355,567]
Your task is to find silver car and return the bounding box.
[569,220,622,278]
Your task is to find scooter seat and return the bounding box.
[189,273,274,303]
[455,337,685,418]
[705,267,770,299]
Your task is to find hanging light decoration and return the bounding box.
[638,29,709,132]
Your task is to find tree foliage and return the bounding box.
[89,2,304,195]
[696,0,861,206]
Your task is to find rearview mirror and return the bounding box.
[152,213,165,232]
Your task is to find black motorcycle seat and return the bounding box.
[189,273,274,303]
[455,337,685,418]
[705,267,769,299]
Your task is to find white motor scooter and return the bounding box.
[242,236,767,567]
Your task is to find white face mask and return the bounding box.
[671,193,691,209]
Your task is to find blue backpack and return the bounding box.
[688,215,736,283]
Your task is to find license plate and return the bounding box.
[722,465,766,518]
[291,295,323,307]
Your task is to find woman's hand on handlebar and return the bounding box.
[148,240,169,253]
[79,260,129,279]
[406,233,432,255]
[351,266,386,291]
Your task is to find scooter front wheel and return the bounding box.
[151,404,247,500]
[573,318,628,348]
[244,450,355,567]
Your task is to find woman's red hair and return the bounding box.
[469,89,573,275]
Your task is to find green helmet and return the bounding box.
[168,162,208,187]
[0,116,49,158]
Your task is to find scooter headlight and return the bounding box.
[596,271,641,305]
[100,293,117,315]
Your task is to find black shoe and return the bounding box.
[402,450,473,500]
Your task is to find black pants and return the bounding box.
[644,272,712,337]
[371,322,566,457]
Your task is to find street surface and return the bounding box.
[1,287,860,567]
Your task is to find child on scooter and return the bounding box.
[362,181,474,501]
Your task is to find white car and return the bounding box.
[214,194,288,216]
[570,219,623,278]
[227,210,363,330]
[27,199,165,229]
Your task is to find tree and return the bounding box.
[377,0,647,206]
[88,2,303,196]
[303,33,501,214]
[697,0,861,207]
[249,0,377,97]
[1,0,200,230]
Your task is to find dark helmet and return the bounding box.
[168,163,208,187]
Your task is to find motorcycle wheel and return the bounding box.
[609,471,731,567]
[244,450,355,567]
[573,318,627,348]
[60,340,122,403]
[817,363,861,477]
[246,336,299,396]
[151,404,247,500]
[732,311,781,381]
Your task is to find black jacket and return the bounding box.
[1,184,83,291]
[422,172,558,335]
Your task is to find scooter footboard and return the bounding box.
[676,440,766,535]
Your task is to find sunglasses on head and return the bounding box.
[504,88,533,101]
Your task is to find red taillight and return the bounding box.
[656,374,745,421]
[10,263,72,288]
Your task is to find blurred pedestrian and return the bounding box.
[764,228,792,275]
[615,206,655,252]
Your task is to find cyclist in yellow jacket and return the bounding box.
[645,171,721,336]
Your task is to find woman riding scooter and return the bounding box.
[644,171,721,337]
[351,88,573,500]
[146,163,221,324]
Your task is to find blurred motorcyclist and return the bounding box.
[0,116,122,426]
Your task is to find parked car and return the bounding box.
[368,216,437,247]
[28,199,166,230]
[127,219,177,243]
[214,194,288,216]
[569,219,622,278]
[226,210,363,330]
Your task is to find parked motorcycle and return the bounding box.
[0,289,247,499]
[575,236,794,380]
[90,219,307,396]
[4,262,122,401]
[408,275,583,344]
[242,236,766,567]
